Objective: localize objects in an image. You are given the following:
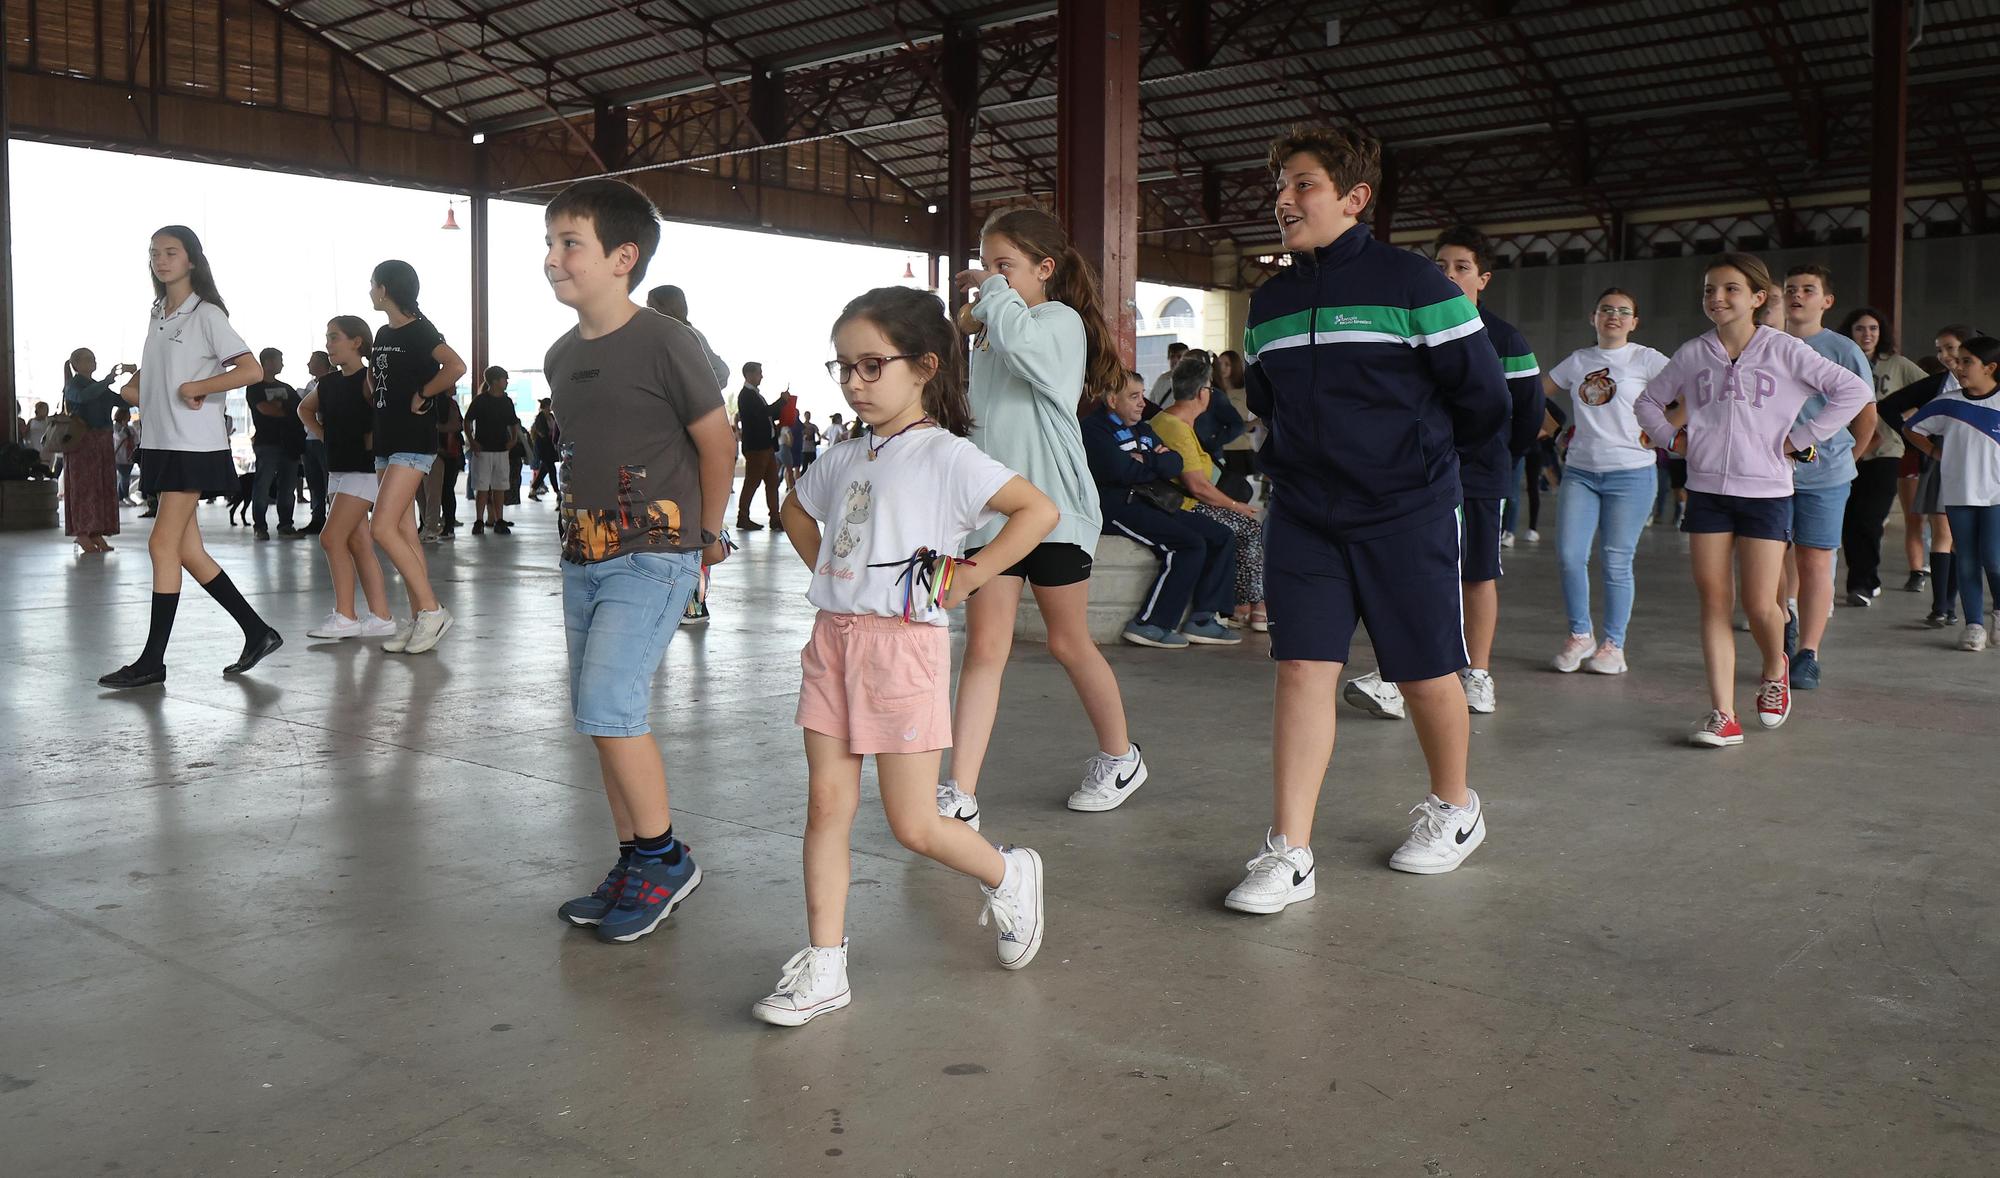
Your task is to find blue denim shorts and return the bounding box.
[1788,482,1850,550]
[562,550,701,736]
[375,452,437,474]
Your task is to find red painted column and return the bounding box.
[1868,0,1908,341]
[1056,0,1141,365]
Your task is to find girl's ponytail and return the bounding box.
[981,207,1126,414]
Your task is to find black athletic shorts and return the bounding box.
[1680,489,1792,543]
[1668,458,1689,491]
[1461,497,1504,583]
[1264,506,1468,682]
[965,540,1094,588]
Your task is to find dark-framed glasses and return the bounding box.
[826,355,918,383]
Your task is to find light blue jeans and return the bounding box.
[1557,464,1655,646]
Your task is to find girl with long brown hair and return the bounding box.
[938,206,1149,826]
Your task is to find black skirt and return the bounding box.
[139,448,238,496]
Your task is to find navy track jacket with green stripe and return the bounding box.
[1245,224,1511,541]
[1459,307,1545,500]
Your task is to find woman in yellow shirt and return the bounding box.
[1152,357,1267,631]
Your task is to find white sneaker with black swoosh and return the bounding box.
[1389,791,1485,875]
[936,780,981,831]
[1067,743,1147,812]
[1223,830,1316,914]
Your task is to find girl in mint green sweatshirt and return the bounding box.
[937,207,1149,828]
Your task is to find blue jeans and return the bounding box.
[252,444,297,530]
[1557,465,1655,646]
[562,551,701,737]
[1944,505,2000,622]
[1500,455,1527,534]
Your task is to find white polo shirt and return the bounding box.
[139,294,251,453]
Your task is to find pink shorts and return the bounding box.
[796,611,953,755]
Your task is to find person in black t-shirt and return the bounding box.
[245,348,302,539]
[465,366,523,534]
[368,258,468,655]
[300,350,333,534]
[733,362,780,529]
[299,316,395,639]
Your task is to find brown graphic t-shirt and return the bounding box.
[546,309,726,563]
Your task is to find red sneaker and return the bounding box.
[1689,709,1743,748]
[1756,656,1792,729]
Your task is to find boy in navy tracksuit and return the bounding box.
[1222,126,1511,916]
[1347,226,1543,718]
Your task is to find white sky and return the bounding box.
[9,140,1202,426]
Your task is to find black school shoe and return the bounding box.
[225,628,285,675]
[100,663,166,689]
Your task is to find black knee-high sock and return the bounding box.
[1933,552,1957,615]
[198,569,267,637]
[137,592,180,668]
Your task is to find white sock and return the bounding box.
[1118,744,1139,762]
[996,849,1019,893]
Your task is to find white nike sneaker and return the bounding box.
[1067,744,1147,812]
[381,621,415,653]
[1460,667,1497,713]
[751,942,851,1027]
[1551,632,1594,673]
[308,611,363,640]
[1223,830,1316,914]
[359,613,399,638]
[980,847,1044,970]
[1343,671,1406,720]
[1390,791,1486,874]
[936,780,981,832]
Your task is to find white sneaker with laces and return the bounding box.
[382,621,415,653]
[751,942,851,1026]
[1223,831,1315,914]
[1390,792,1486,874]
[404,606,454,654]
[1067,744,1147,812]
[1500,530,1516,548]
[979,847,1044,969]
[308,611,364,640]
[1460,667,1497,713]
[1551,632,1594,673]
[1343,671,1406,720]
[936,780,981,831]
[1961,623,1988,652]
[359,613,399,638]
[1525,529,1540,542]
[1584,640,1628,675]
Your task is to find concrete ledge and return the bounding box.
[1013,536,1159,645]
[0,480,59,531]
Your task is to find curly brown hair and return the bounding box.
[1265,123,1383,212]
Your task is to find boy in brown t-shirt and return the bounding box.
[540,179,737,945]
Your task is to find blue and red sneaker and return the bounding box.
[556,854,630,928]
[595,850,702,943]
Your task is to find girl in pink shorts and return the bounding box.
[751,286,1060,1027]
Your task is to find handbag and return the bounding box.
[40,412,87,461]
[1132,478,1185,512]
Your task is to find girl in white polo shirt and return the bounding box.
[100,226,283,690]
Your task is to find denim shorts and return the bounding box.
[1788,481,1850,550]
[562,550,701,736]
[375,452,437,475]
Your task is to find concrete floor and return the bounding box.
[3,491,1997,1177]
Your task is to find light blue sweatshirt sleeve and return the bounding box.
[970,275,1086,410]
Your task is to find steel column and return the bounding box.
[1,0,14,443]
[1056,0,1140,364]
[470,146,491,393]
[942,24,980,312]
[1868,0,1909,340]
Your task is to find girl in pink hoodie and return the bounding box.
[1634,253,1871,748]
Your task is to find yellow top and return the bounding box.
[1150,410,1210,511]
